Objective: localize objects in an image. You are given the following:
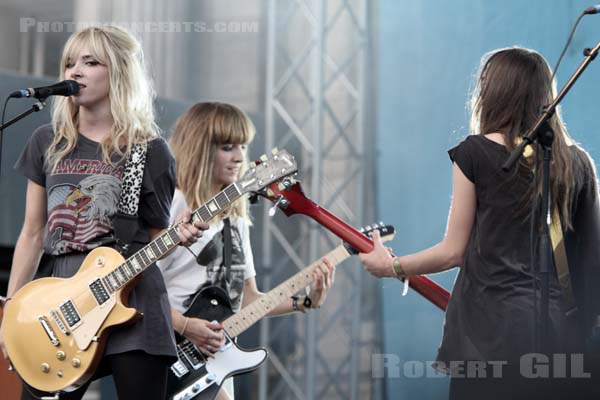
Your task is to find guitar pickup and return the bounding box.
[58,299,81,328]
[89,278,110,306]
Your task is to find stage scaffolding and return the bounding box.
[258,1,381,399]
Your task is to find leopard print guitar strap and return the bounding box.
[117,142,148,216]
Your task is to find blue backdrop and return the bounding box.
[377,1,600,398]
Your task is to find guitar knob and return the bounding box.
[271,147,279,155]
[192,383,201,393]
[40,363,50,373]
[56,351,66,361]
[71,358,81,368]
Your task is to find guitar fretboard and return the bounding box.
[222,244,351,338]
[100,184,243,294]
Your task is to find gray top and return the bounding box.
[15,124,178,359]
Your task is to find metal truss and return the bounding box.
[259,1,381,399]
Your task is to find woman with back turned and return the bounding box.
[360,47,600,399]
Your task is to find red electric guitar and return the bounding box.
[256,178,450,311]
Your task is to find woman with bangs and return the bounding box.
[360,47,600,399]
[0,26,206,400]
[157,102,336,400]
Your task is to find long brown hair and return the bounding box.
[169,102,255,222]
[470,47,579,228]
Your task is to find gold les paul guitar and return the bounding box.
[1,149,297,394]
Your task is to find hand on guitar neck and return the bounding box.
[359,230,400,278]
[171,208,210,247]
[304,257,335,310]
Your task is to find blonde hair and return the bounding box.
[48,25,159,171]
[169,102,256,222]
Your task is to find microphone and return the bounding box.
[584,4,600,14]
[9,80,80,99]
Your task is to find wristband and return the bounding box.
[391,257,406,278]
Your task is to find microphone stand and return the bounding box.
[0,99,47,131]
[502,38,600,354]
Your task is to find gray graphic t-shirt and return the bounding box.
[14,123,179,358]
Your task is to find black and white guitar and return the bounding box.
[166,224,395,400]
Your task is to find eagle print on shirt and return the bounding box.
[47,173,121,254]
[183,223,247,312]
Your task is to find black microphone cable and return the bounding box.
[550,10,589,84]
[0,96,11,180]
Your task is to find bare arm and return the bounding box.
[6,180,47,296]
[1,180,47,360]
[360,163,476,277]
[241,258,335,316]
[242,277,296,316]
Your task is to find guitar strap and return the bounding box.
[112,142,148,256]
[222,218,232,283]
[549,208,578,316]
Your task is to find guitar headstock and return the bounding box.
[254,177,311,217]
[237,149,298,194]
[344,223,395,255]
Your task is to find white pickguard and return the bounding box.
[207,343,267,384]
[71,296,117,350]
[172,343,267,400]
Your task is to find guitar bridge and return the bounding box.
[170,360,189,378]
[181,341,205,370]
[50,309,70,336]
[38,316,60,347]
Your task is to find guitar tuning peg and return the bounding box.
[249,161,256,169]
[379,221,384,227]
[268,195,288,217]
[277,182,286,191]
[260,154,268,162]
[359,226,365,233]
[271,147,279,155]
[266,188,275,197]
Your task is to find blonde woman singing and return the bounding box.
[0,26,206,400]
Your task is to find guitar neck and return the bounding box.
[269,183,450,311]
[222,244,350,338]
[312,207,450,311]
[98,184,243,293]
